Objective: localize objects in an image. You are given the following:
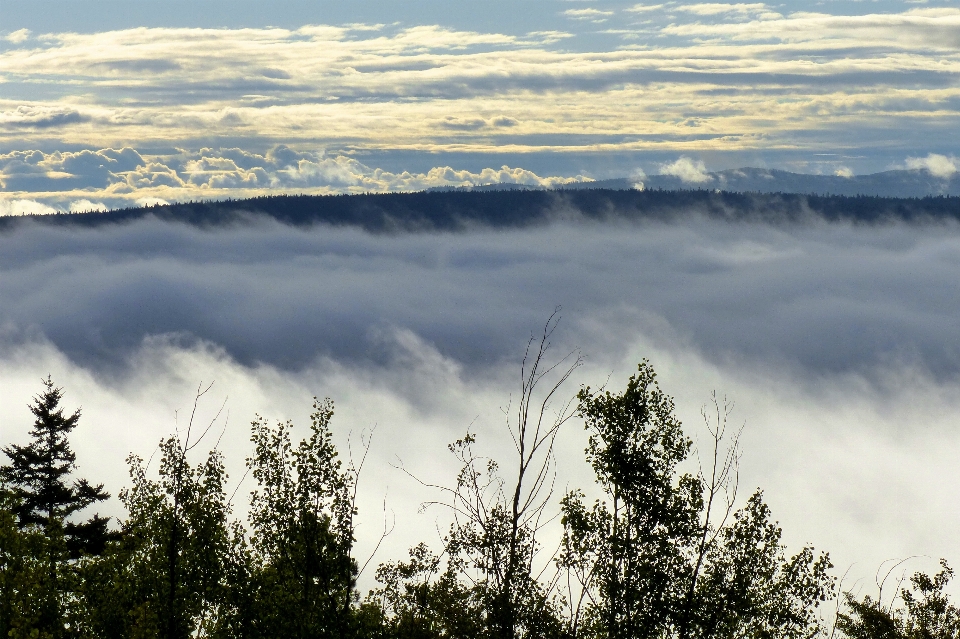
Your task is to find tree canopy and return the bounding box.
[0,364,951,639]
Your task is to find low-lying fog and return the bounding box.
[3,212,960,596]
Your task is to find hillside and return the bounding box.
[3,188,959,233]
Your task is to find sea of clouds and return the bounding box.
[2,211,960,596]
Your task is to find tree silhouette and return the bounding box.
[1,376,110,553]
[385,312,580,639]
[838,560,960,639]
[0,376,110,637]
[240,398,359,638]
[559,362,834,639]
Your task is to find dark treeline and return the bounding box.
[2,189,960,233]
[2,328,959,638]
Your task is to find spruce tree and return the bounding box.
[1,376,110,556]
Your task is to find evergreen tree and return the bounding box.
[1,376,110,556]
[0,377,110,638]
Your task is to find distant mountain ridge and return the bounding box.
[3,189,959,234]
[433,167,960,198]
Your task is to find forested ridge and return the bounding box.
[2,189,960,233]
[2,325,958,639]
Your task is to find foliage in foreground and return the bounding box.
[0,359,955,639]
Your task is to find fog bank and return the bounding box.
[2,214,960,593]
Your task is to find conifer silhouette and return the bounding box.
[1,376,110,557]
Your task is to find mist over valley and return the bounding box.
[4,191,960,603]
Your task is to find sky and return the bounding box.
[1,0,959,211]
[3,0,960,603]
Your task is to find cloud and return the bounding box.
[625,4,665,13]
[662,8,960,46]
[905,153,958,179]
[120,162,187,190]
[490,115,519,127]
[0,10,956,167]
[4,212,960,380]
[0,198,56,216]
[659,157,713,183]
[834,167,854,178]
[0,148,146,192]
[0,7,955,191]
[676,3,774,17]
[0,106,86,129]
[522,31,574,45]
[3,214,960,592]
[437,116,489,131]
[5,29,31,44]
[0,3,959,602]
[0,146,587,207]
[134,197,170,207]
[68,199,108,213]
[436,115,520,130]
[563,8,615,22]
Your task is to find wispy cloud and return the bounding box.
[563,8,615,22]
[0,7,958,183]
[625,4,666,13]
[662,7,960,46]
[676,3,777,17]
[4,29,30,44]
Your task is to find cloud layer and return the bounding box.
[3,0,960,597]
[1,4,958,181]
[5,212,960,377]
[3,212,960,592]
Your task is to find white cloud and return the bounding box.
[677,3,772,16]
[905,153,958,179]
[523,30,574,45]
[659,157,713,183]
[835,167,854,178]
[0,146,589,208]
[625,4,666,13]
[135,197,170,207]
[905,8,958,18]
[662,8,960,46]
[0,198,56,216]
[563,8,614,22]
[4,29,30,44]
[68,199,108,213]
[0,11,958,169]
